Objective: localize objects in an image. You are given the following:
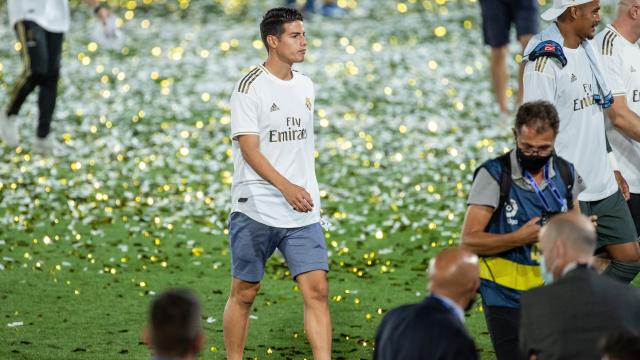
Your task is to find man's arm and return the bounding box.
[460,204,540,256]
[606,96,640,142]
[237,135,313,212]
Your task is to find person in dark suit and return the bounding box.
[374,248,480,360]
[519,213,640,360]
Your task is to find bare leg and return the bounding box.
[297,270,332,360]
[223,278,260,360]
[490,46,509,114]
[517,34,533,108]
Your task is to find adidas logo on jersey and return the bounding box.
[570,73,577,82]
[270,103,280,112]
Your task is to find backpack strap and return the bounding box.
[487,151,513,229]
[553,154,575,210]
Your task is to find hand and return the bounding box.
[588,215,598,227]
[280,182,314,212]
[517,217,541,244]
[614,170,630,201]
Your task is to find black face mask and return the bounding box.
[516,148,552,173]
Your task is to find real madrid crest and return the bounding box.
[305,97,312,111]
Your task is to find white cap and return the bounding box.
[541,0,593,21]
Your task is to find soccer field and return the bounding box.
[0,0,629,359]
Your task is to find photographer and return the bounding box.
[460,101,584,360]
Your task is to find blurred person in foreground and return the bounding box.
[519,213,640,360]
[143,289,204,360]
[374,248,479,360]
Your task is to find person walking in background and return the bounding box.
[479,0,539,115]
[374,248,480,360]
[285,0,345,17]
[0,0,110,154]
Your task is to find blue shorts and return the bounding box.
[479,0,539,47]
[228,212,329,283]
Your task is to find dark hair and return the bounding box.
[260,7,303,51]
[599,332,640,360]
[150,289,202,357]
[514,101,560,135]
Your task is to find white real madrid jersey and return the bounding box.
[229,65,320,228]
[596,24,640,193]
[8,0,70,33]
[523,43,618,202]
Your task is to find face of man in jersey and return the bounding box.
[573,0,601,40]
[514,125,556,173]
[270,21,307,64]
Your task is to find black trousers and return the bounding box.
[629,193,640,237]
[6,21,63,138]
[483,305,520,360]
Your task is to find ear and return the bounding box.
[193,331,205,353]
[142,327,153,349]
[632,4,640,20]
[266,34,279,51]
[569,6,580,20]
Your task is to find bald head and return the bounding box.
[540,213,596,256]
[428,248,479,306]
[619,0,640,15]
[614,0,640,43]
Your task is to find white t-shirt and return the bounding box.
[230,64,320,228]
[523,43,618,202]
[596,24,640,194]
[8,0,70,33]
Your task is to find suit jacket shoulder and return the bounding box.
[375,297,478,360]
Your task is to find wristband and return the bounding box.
[608,152,620,171]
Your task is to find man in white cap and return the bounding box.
[523,0,640,285]
[594,0,640,237]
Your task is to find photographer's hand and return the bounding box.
[517,217,541,244]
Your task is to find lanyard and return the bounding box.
[523,163,567,212]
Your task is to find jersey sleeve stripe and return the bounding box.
[237,68,260,93]
[240,70,263,94]
[604,31,617,56]
[602,31,613,55]
[535,57,548,72]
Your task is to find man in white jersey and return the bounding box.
[0,0,109,153]
[523,0,640,284]
[595,0,640,236]
[223,8,331,360]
